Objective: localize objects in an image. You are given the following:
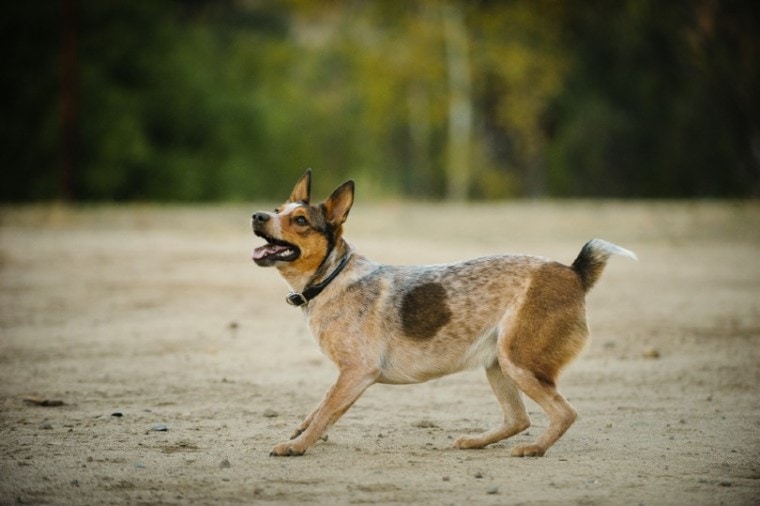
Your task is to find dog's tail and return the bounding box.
[572,239,637,293]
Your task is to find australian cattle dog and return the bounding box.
[252,170,636,457]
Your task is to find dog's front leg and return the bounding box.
[290,402,320,440]
[288,395,335,442]
[271,368,377,456]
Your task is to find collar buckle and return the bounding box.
[284,253,352,308]
[286,292,309,307]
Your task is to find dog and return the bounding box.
[252,169,636,457]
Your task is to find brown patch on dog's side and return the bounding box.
[400,283,452,340]
[506,263,587,384]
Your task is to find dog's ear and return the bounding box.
[288,169,312,204]
[322,180,355,227]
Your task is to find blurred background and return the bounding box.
[2,0,758,202]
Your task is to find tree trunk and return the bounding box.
[442,2,472,201]
[407,82,432,196]
[60,0,77,201]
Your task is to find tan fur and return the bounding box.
[251,170,635,457]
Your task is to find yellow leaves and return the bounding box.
[244,1,573,198]
[473,2,570,160]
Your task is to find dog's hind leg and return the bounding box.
[502,360,577,457]
[499,264,587,456]
[453,362,530,449]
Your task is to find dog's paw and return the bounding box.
[510,443,545,457]
[453,435,487,450]
[270,442,307,457]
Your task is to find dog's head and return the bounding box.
[252,170,354,274]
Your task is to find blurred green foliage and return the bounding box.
[2,0,758,201]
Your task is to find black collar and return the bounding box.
[286,253,351,307]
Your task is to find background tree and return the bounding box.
[2,0,757,202]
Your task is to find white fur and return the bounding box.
[459,329,500,371]
[587,238,638,261]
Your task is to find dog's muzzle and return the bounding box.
[251,212,300,265]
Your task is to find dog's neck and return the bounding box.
[277,238,352,295]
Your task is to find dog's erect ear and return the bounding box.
[322,180,355,227]
[288,169,312,204]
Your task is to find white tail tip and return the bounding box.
[587,238,638,262]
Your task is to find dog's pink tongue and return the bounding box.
[253,243,287,261]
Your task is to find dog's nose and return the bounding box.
[252,212,270,224]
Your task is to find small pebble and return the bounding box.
[474,472,484,479]
[642,347,660,359]
[24,397,64,407]
[442,476,450,482]
[487,486,499,495]
[719,480,732,487]
[39,421,53,430]
[262,409,279,418]
[219,458,231,469]
[111,412,123,418]
[412,420,438,429]
[150,423,168,432]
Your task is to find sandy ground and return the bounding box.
[0,201,758,505]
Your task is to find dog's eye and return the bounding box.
[294,216,308,226]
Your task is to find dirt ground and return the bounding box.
[1,201,758,505]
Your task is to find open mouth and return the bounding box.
[252,232,300,265]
